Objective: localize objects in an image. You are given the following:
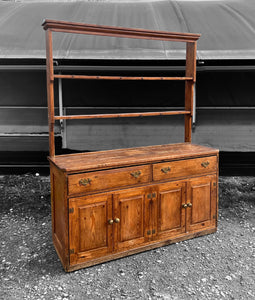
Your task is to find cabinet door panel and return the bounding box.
[186,176,217,232]
[113,187,149,251]
[157,182,186,239]
[69,194,113,265]
[79,202,107,251]
[119,196,143,242]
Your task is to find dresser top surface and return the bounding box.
[48,143,218,173]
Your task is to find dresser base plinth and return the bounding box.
[61,227,217,272]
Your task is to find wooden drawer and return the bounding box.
[153,156,217,181]
[68,165,151,196]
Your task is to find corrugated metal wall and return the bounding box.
[0,1,255,152]
[1,1,255,60]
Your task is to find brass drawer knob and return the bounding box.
[114,218,120,223]
[108,219,114,225]
[161,167,171,174]
[182,204,187,208]
[79,178,92,186]
[201,161,210,168]
[187,202,192,207]
[130,171,141,178]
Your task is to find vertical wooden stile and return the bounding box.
[45,29,55,157]
[185,41,197,142]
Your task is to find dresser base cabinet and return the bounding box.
[48,143,219,272]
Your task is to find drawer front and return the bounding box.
[153,156,217,181]
[68,165,151,196]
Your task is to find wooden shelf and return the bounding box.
[54,74,193,81]
[54,110,191,120]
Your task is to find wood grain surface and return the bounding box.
[49,143,218,173]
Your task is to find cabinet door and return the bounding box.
[186,175,217,233]
[113,187,151,251]
[69,193,113,265]
[156,181,186,239]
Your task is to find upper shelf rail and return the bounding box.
[42,19,200,42]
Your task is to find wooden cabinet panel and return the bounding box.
[153,156,217,182]
[156,182,186,239]
[186,176,217,233]
[113,187,149,251]
[68,165,151,196]
[50,164,69,268]
[69,194,113,265]
[78,202,107,251]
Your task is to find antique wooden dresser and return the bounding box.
[43,20,219,272]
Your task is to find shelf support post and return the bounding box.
[58,73,67,148]
[193,83,196,126]
[185,41,197,142]
[45,29,55,156]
